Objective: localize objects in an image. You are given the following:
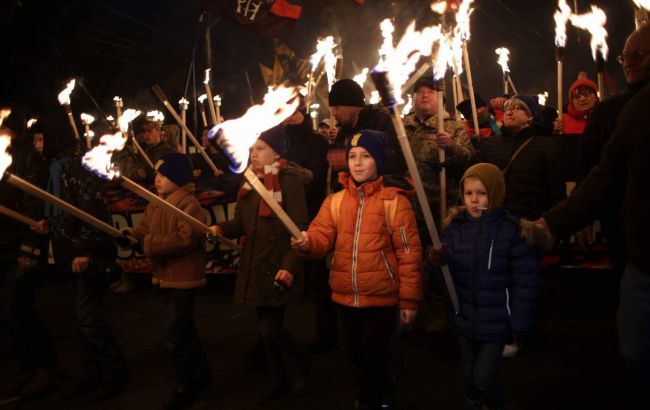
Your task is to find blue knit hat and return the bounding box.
[345,130,388,175]
[258,125,286,156]
[155,153,193,187]
[509,95,540,118]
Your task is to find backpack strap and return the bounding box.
[329,190,346,227]
[330,189,398,235]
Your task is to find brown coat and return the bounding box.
[133,186,206,289]
[301,174,423,310]
[219,162,311,306]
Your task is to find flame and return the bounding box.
[84,130,96,139]
[570,5,609,61]
[353,68,369,88]
[204,69,211,85]
[309,103,320,119]
[431,1,448,14]
[27,118,38,129]
[451,32,464,75]
[369,91,381,104]
[402,94,413,116]
[375,19,442,104]
[634,0,650,10]
[207,86,298,173]
[57,79,76,106]
[80,113,95,125]
[106,115,115,122]
[0,133,11,178]
[495,47,511,74]
[309,36,338,90]
[554,0,572,48]
[213,95,222,105]
[456,0,475,42]
[198,94,207,103]
[179,97,189,108]
[537,91,549,106]
[146,110,165,122]
[82,109,141,180]
[433,31,454,81]
[0,108,11,127]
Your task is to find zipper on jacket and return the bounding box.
[351,190,365,306]
[488,239,494,270]
[471,214,485,340]
[400,226,410,254]
[380,250,396,284]
[505,289,511,317]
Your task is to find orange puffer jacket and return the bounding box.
[302,173,422,310]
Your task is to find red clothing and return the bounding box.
[563,104,590,135]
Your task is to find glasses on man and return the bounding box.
[616,51,649,65]
[572,89,595,99]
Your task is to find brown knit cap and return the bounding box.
[460,163,506,210]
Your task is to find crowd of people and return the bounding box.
[1,22,649,410]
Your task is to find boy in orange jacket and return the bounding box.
[291,130,422,409]
[120,153,210,409]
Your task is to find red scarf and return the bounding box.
[237,160,286,218]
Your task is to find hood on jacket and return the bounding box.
[338,173,414,199]
[282,160,313,186]
[459,163,505,210]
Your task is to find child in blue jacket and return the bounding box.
[429,163,539,410]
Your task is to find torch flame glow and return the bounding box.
[369,91,381,104]
[352,68,369,88]
[310,36,336,73]
[179,97,189,107]
[634,0,650,10]
[81,109,141,180]
[0,109,11,127]
[433,31,454,81]
[204,69,212,85]
[456,0,475,42]
[430,1,448,14]
[570,5,609,61]
[80,113,95,125]
[0,133,11,177]
[451,32,464,75]
[146,110,165,122]
[208,86,299,173]
[554,0,572,48]
[57,79,76,106]
[198,94,207,103]
[537,91,549,106]
[27,118,37,129]
[375,19,442,104]
[495,47,511,74]
[402,94,413,116]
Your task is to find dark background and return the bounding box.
[0,0,636,137]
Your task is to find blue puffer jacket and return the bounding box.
[442,207,539,343]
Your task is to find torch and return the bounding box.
[207,86,304,239]
[554,0,571,121]
[80,110,241,252]
[197,94,209,128]
[57,79,81,142]
[370,18,459,313]
[455,0,480,137]
[80,113,95,150]
[306,36,336,106]
[213,95,222,125]
[309,103,320,130]
[179,98,189,153]
[203,69,219,126]
[0,109,12,127]
[0,204,38,228]
[570,5,609,100]
[114,96,123,123]
[152,85,222,176]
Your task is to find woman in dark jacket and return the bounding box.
[210,126,311,403]
[430,163,539,410]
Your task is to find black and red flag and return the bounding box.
[204,0,302,39]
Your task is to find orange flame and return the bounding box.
[495,47,511,74]
[433,31,454,81]
[570,5,609,61]
[198,94,207,103]
[634,0,650,10]
[353,68,369,88]
[0,108,11,127]
[57,79,76,106]
[80,113,95,125]
[81,109,141,180]
[455,0,475,42]
[537,91,549,106]
[209,86,298,173]
[146,110,165,122]
[27,118,38,129]
[554,0,572,48]
[0,133,11,177]
[204,69,212,85]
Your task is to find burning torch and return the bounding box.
[570,5,609,99]
[57,79,81,142]
[554,0,571,120]
[213,95,222,125]
[197,94,209,128]
[204,69,219,126]
[80,113,95,150]
[455,0,480,137]
[179,97,189,153]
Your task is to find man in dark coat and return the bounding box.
[477,95,565,220]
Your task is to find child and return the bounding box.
[291,129,422,409]
[428,163,539,410]
[208,126,311,403]
[121,152,210,409]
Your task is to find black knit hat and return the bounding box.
[258,125,286,156]
[329,79,365,107]
[456,94,487,119]
[345,129,388,175]
[414,76,436,92]
[155,153,193,187]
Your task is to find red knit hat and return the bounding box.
[568,72,598,99]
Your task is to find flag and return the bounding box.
[259,39,309,86]
[205,0,301,39]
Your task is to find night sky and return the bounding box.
[0,0,636,138]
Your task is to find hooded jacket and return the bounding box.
[134,185,206,289]
[300,173,423,310]
[219,161,311,306]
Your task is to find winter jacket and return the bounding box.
[300,173,423,310]
[443,207,539,342]
[219,162,310,306]
[562,104,590,135]
[284,115,329,218]
[477,126,566,220]
[133,186,206,289]
[545,81,650,273]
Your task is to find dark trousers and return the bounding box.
[1,262,56,371]
[162,288,209,385]
[617,262,650,409]
[338,305,398,407]
[458,335,505,410]
[305,259,338,345]
[255,306,302,379]
[76,270,128,383]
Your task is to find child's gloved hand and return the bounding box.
[427,246,448,267]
